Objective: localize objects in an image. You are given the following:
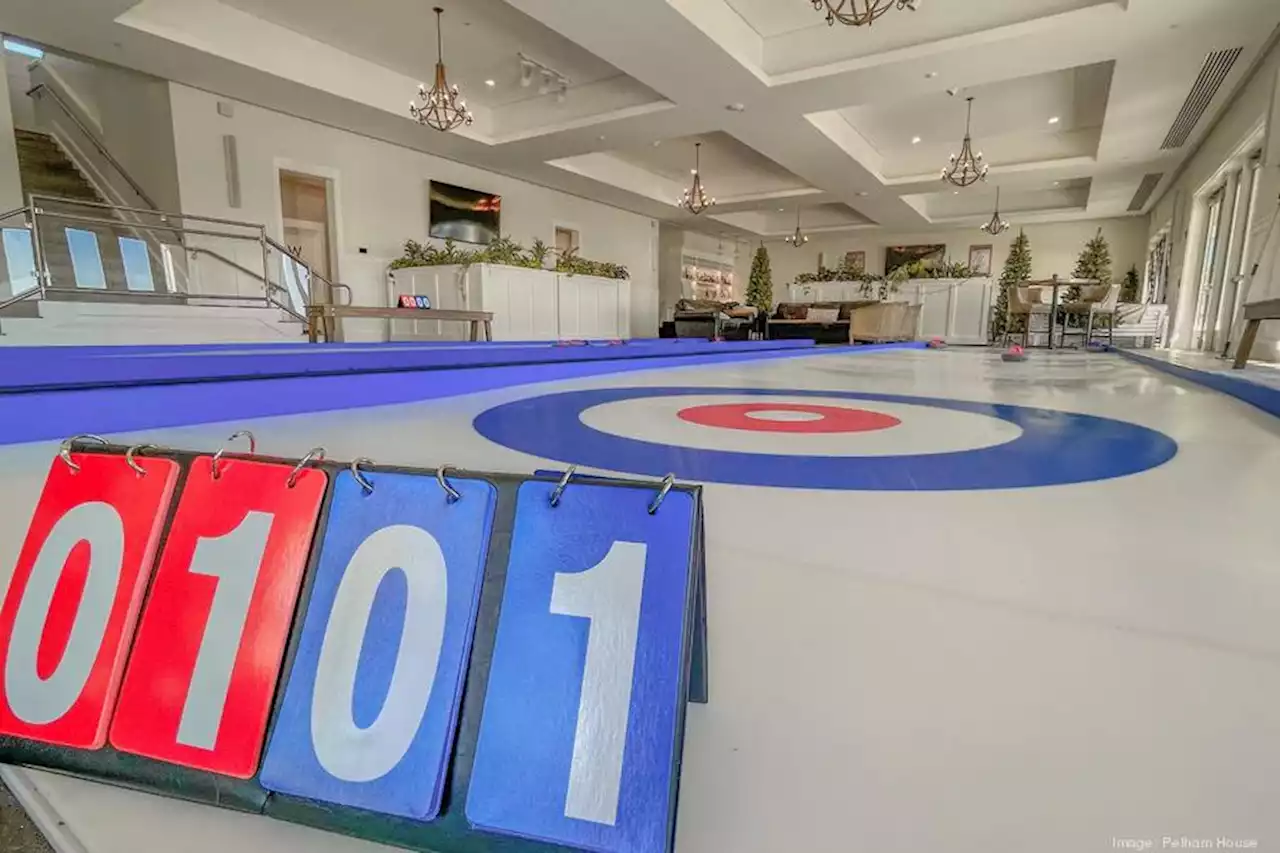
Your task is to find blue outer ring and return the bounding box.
[473,386,1178,491]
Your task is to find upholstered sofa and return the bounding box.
[673,298,758,340]
[767,300,875,343]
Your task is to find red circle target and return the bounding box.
[675,403,901,434]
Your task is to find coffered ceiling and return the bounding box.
[2,0,1278,239]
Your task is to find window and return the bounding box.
[2,38,44,60]
[555,227,579,257]
[118,237,156,292]
[64,228,107,289]
[2,228,37,296]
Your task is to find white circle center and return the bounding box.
[744,410,825,422]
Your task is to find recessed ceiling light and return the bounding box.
[911,136,922,144]
[953,191,959,195]
[855,191,869,197]
[484,79,496,87]
[598,135,606,141]
[925,71,937,79]
[1048,116,1060,124]
[778,208,785,212]
[726,103,746,112]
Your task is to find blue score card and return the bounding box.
[260,470,495,820]
[467,480,697,853]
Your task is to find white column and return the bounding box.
[0,36,23,212]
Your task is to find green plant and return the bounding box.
[1069,228,1112,301]
[991,229,1032,342]
[746,245,773,311]
[1122,264,1140,302]
[389,235,626,278]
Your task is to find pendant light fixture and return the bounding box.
[677,142,716,215]
[811,0,918,27]
[410,7,473,133]
[784,207,809,247]
[941,96,988,188]
[981,186,1009,235]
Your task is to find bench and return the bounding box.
[1232,298,1280,368]
[1106,303,1168,348]
[307,305,494,343]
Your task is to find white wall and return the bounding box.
[0,50,22,212]
[1148,36,1280,357]
[167,84,660,341]
[4,53,35,131]
[752,217,1151,300]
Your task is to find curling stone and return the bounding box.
[1001,344,1029,363]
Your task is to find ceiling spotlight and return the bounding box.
[925,71,938,79]
[855,191,869,197]
[1048,116,1061,125]
[912,136,922,144]
[485,79,496,87]
[726,103,746,112]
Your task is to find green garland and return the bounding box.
[390,237,628,280]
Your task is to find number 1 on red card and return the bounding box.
[110,456,326,778]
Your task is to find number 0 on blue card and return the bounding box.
[260,470,495,820]
[467,480,697,853]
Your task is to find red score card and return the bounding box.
[109,456,326,778]
[0,453,178,749]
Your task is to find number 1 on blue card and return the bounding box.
[467,480,697,853]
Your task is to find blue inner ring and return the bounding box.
[473,387,1178,491]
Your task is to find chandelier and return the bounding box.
[410,7,473,133]
[811,0,918,27]
[677,142,716,215]
[784,207,809,247]
[981,186,1009,235]
[941,96,988,188]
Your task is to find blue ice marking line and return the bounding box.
[0,343,920,446]
[1112,348,1280,421]
[473,386,1179,491]
[259,471,495,821]
[468,481,696,853]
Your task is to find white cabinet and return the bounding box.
[388,264,631,342]
[784,277,995,345]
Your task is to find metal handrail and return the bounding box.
[27,83,160,211]
[28,195,265,232]
[32,209,265,241]
[0,205,30,222]
[189,247,289,296]
[261,233,355,306]
[0,285,40,313]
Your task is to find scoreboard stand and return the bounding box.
[0,445,708,853]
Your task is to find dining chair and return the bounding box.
[1003,284,1052,347]
[1058,283,1120,347]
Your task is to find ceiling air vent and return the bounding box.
[1128,173,1164,212]
[1161,47,1242,150]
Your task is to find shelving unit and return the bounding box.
[681,253,736,301]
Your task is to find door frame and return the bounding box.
[272,159,342,288]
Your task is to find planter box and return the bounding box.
[386,264,631,342]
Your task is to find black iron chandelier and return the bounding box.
[784,207,809,246]
[812,0,918,27]
[941,97,988,188]
[678,142,716,215]
[410,7,473,133]
[981,187,1009,235]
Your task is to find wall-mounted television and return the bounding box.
[428,180,501,245]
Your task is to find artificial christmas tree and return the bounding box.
[1069,228,1113,301]
[991,229,1032,342]
[1122,264,1141,303]
[746,245,774,312]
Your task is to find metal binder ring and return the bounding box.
[287,447,326,488]
[211,430,257,480]
[58,434,108,474]
[125,444,161,477]
[436,466,462,503]
[548,465,578,508]
[647,473,676,515]
[351,458,375,494]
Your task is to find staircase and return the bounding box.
[12,129,170,295]
[15,129,103,202]
[0,299,306,345]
